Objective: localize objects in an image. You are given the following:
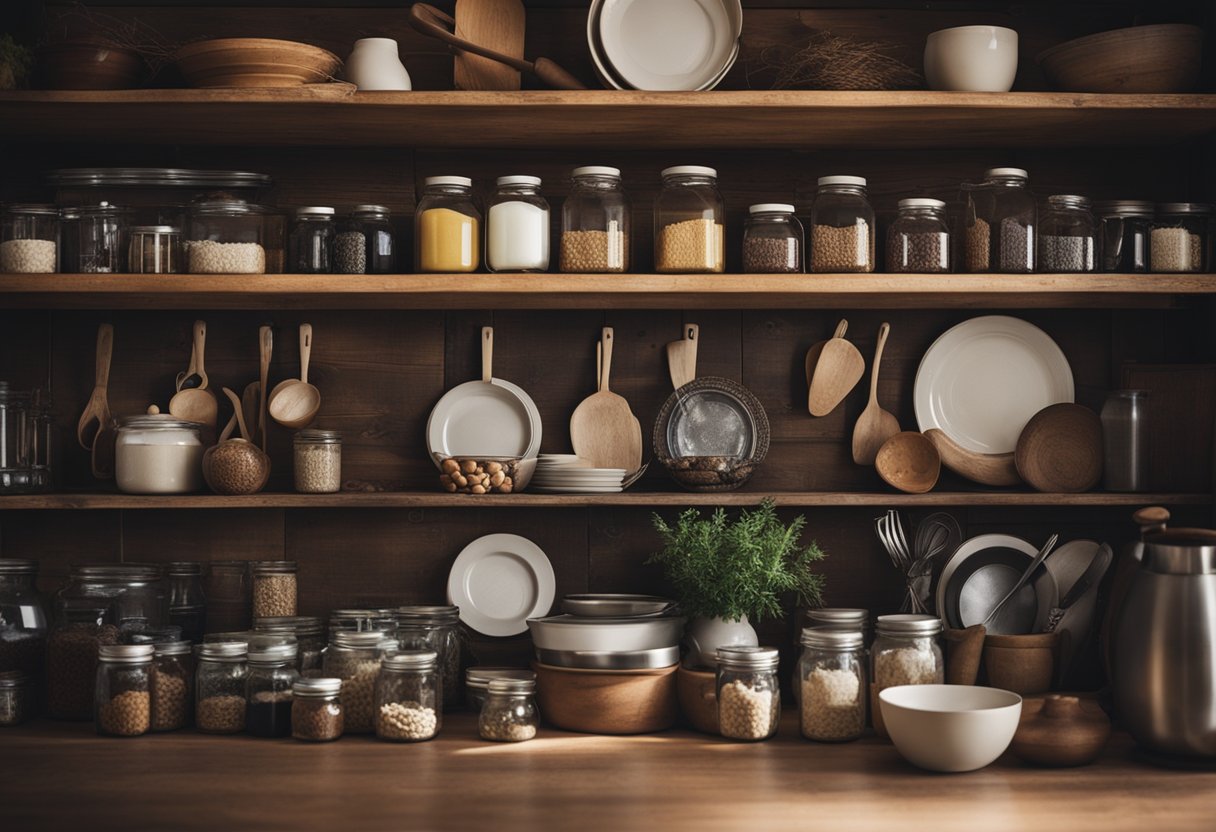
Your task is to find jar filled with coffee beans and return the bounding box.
[560,166,630,273]
[1037,195,1096,273]
[336,205,396,274]
[716,646,781,742]
[195,640,249,734]
[292,677,344,741]
[654,166,725,274]
[375,650,441,742]
[251,561,298,618]
[887,198,950,273]
[810,176,875,273]
[95,644,154,737]
[742,203,803,273]
[150,640,193,731]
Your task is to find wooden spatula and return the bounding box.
[807,320,864,417]
[852,322,900,466]
[805,319,847,390]
[571,327,643,471]
[666,324,699,391]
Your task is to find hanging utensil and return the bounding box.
[807,319,864,417]
[169,321,218,429]
[852,322,901,466]
[666,323,699,391]
[268,323,321,429]
[258,325,272,451]
[76,323,114,451]
[982,533,1058,629]
[453,0,526,91]
[570,327,643,471]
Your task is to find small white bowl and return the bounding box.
[880,684,1022,772]
[924,25,1018,92]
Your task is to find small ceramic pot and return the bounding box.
[1012,694,1111,766]
[683,615,758,670]
[345,38,412,91]
[924,25,1019,92]
[676,665,718,734]
[983,632,1057,695]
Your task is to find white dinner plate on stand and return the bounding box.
[426,378,542,469]
[447,533,556,638]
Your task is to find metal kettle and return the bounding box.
[1110,507,1216,758]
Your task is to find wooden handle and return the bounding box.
[600,327,614,393]
[1133,506,1170,535]
[868,322,890,405]
[832,319,848,339]
[481,326,493,383]
[223,387,250,441]
[219,411,237,443]
[532,57,587,90]
[685,323,698,378]
[299,323,312,385]
[924,428,1021,487]
[596,340,602,392]
[192,320,206,385]
[95,323,113,389]
[259,325,272,451]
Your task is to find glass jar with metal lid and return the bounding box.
[415,175,480,273]
[560,165,629,273]
[128,225,182,274]
[396,605,462,710]
[1,204,59,273]
[654,165,725,274]
[246,641,299,738]
[0,559,49,686]
[1095,201,1152,273]
[48,169,273,223]
[27,388,54,494]
[150,640,193,731]
[375,649,441,742]
[872,614,943,693]
[465,667,536,712]
[486,175,550,273]
[256,615,326,676]
[328,609,398,640]
[0,383,33,494]
[742,203,803,273]
[0,670,29,726]
[165,561,205,643]
[195,641,248,734]
[250,560,297,619]
[798,628,866,742]
[716,645,781,741]
[810,176,875,273]
[479,676,538,742]
[887,198,949,273]
[187,197,268,274]
[336,205,395,274]
[1151,203,1211,273]
[64,201,132,273]
[323,630,396,734]
[293,429,342,494]
[288,206,336,274]
[961,167,1036,273]
[292,677,343,741]
[205,561,250,635]
[95,643,153,737]
[114,414,204,495]
[805,607,869,637]
[124,624,182,644]
[1037,195,1096,273]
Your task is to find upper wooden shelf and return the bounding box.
[2,90,1215,148]
[2,272,1213,309]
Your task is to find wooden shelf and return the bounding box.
[1,491,1206,510]
[2,273,1213,310]
[1,89,1215,148]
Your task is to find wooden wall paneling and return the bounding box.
[119,507,286,564]
[0,310,51,391]
[0,509,122,592]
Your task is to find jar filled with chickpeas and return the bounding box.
[798,628,865,742]
[395,606,462,711]
[654,166,724,274]
[322,630,396,734]
[95,644,154,737]
[375,650,441,742]
[250,561,298,618]
[560,166,630,273]
[809,176,875,273]
[716,646,781,742]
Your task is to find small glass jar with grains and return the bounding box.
[95,644,153,737]
[1095,201,1152,273]
[288,206,336,274]
[654,166,725,274]
[798,628,866,743]
[292,677,344,742]
[336,205,395,274]
[961,167,1036,273]
[716,646,781,742]
[150,640,193,732]
[1151,203,1211,273]
[486,175,550,273]
[246,641,300,738]
[256,615,326,677]
[323,630,396,734]
[560,166,629,273]
[128,225,183,274]
[415,176,480,273]
[187,197,268,274]
[0,671,30,726]
[465,667,536,713]
[887,198,949,273]
[114,414,205,495]
[1,204,59,273]
[742,203,803,273]
[810,176,875,274]
[293,429,342,493]
[396,605,462,710]
[871,614,942,738]
[375,650,441,742]
[250,560,298,618]
[479,676,538,742]
[1037,195,1096,273]
[67,201,132,273]
[195,641,248,734]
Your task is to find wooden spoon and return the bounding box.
[1014,403,1103,493]
[258,325,272,451]
[875,431,941,494]
[805,319,847,390]
[807,319,864,417]
[169,321,218,428]
[76,323,114,451]
[241,382,260,445]
[570,327,643,471]
[924,428,1021,487]
[852,322,900,465]
[666,324,699,391]
[268,323,321,429]
[175,341,197,392]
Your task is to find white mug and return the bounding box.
[345,37,412,91]
[924,26,1018,92]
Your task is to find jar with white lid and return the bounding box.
[415,175,480,273]
[1,204,59,273]
[95,643,153,736]
[961,167,1036,273]
[293,429,341,493]
[1095,201,1152,273]
[465,666,536,712]
[195,641,248,734]
[487,175,550,272]
[654,165,724,274]
[560,166,629,273]
[128,225,182,274]
[375,650,441,742]
[187,197,267,274]
[798,629,866,742]
[742,203,803,273]
[337,205,395,274]
[114,414,204,495]
[887,198,949,273]
[810,176,875,273]
[1151,203,1211,273]
[1037,195,1096,273]
[716,645,781,741]
[288,206,336,274]
[479,676,538,742]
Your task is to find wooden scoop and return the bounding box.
[807,319,864,417]
[925,428,1021,487]
[805,319,847,390]
[77,323,114,451]
[169,321,218,428]
[257,325,272,451]
[666,324,699,391]
[268,323,320,429]
[852,322,900,465]
[875,431,940,494]
[570,327,643,471]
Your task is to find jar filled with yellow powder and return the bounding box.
[415,176,480,273]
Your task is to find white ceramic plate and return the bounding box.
[936,533,1056,633]
[426,378,541,469]
[915,316,1074,454]
[447,533,555,638]
[533,485,624,493]
[599,0,739,91]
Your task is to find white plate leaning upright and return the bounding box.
[598,0,740,91]
[447,533,556,638]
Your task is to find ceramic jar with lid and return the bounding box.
[716,645,781,741]
[195,641,248,734]
[1,204,59,273]
[1037,195,1096,272]
[798,628,866,742]
[396,605,462,710]
[375,650,441,742]
[288,206,336,273]
[961,167,1036,273]
[479,676,538,742]
[560,166,629,273]
[810,176,875,273]
[1095,201,1152,273]
[292,677,344,742]
[94,643,154,737]
[654,166,725,274]
[337,205,395,274]
[293,429,341,493]
[742,203,803,273]
[1151,203,1211,273]
[486,175,550,272]
[887,198,950,273]
[415,176,480,273]
[115,414,204,494]
[187,197,268,274]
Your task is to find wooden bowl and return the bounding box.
[1036,24,1203,93]
[983,632,1057,696]
[1014,403,1103,493]
[534,662,678,734]
[875,432,941,494]
[675,665,719,734]
[39,41,143,90]
[175,38,342,88]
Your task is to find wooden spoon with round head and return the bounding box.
[808,319,864,417]
[169,321,218,428]
[875,431,941,494]
[570,327,643,471]
[268,323,320,429]
[852,322,901,465]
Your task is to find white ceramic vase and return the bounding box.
[346,38,412,91]
[684,615,758,669]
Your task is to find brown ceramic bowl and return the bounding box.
[1037,24,1203,94]
[39,41,143,90]
[534,662,678,735]
[175,38,342,88]
[983,632,1057,695]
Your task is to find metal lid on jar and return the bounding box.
[807,607,869,626]
[117,413,204,431]
[199,641,249,659]
[983,167,1028,180]
[572,166,621,179]
[1156,202,1214,214]
[72,201,132,216]
[0,558,38,575]
[127,625,184,644]
[1046,194,1091,208]
[167,561,203,576]
[295,429,341,444]
[129,225,181,235]
[153,640,193,657]
[332,630,395,649]
[497,175,542,188]
[382,650,437,670]
[749,203,796,214]
[250,560,297,574]
[48,168,272,189]
[396,605,460,623]
[5,203,59,216]
[0,670,28,688]
[69,563,162,581]
[256,615,324,636]
[1093,200,1154,217]
[99,644,155,662]
[425,175,472,187]
[898,198,946,210]
[295,206,335,216]
[466,667,536,689]
[248,642,299,662]
[817,175,866,188]
[875,614,942,636]
[661,165,717,179]
[488,676,535,694]
[716,645,780,670]
[800,628,864,650]
[293,677,342,697]
[191,197,268,215]
[352,204,390,215]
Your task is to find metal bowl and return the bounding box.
[561,594,675,618]
[536,646,681,670]
[527,615,685,653]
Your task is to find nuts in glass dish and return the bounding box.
[437,456,520,495]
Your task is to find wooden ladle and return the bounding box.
[268,323,320,429]
[876,431,941,494]
[169,321,217,428]
[852,322,900,465]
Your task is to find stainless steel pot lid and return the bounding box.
[536,645,681,670]
[561,594,675,618]
[48,168,273,189]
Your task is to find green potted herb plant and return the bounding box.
[649,500,827,669]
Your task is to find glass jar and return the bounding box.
[1095,201,1152,273]
[251,561,297,618]
[124,624,182,644]
[716,646,781,741]
[465,667,536,713]
[187,197,267,274]
[245,642,300,738]
[336,205,395,274]
[479,677,538,742]
[293,429,342,493]
[127,225,183,274]
[114,414,205,495]
[810,176,875,274]
[0,560,48,690]
[742,203,803,273]
[415,176,480,273]
[806,607,870,637]
[292,677,344,741]
[205,561,250,634]
[654,166,725,274]
[1151,203,1211,273]
[872,614,943,694]
[560,166,629,273]
[66,201,131,273]
[28,388,54,493]
[288,206,336,274]
[798,629,866,742]
[0,383,33,494]
[150,640,193,731]
[887,198,950,273]
[1101,390,1148,492]
[375,650,441,742]
[195,641,248,734]
[1037,195,1096,273]
[1,204,59,273]
[961,167,1036,273]
[95,644,153,736]
[328,609,398,640]
[165,561,206,643]
[323,630,396,734]
[0,670,29,726]
[396,605,462,710]
[486,175,550,273]
[255,615,326,677]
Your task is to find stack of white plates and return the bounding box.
[532,454,638,493]
[587,0,743,91]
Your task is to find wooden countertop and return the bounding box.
[3,714,1211,831]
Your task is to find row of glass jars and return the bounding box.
[0,382,53,494]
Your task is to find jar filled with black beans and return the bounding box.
[336,205,396,274]
[886,198,950,273]
[1095,201,1152,273]
[288,206,336,273]
[1037,195,1096,273]
[742,203,803,273]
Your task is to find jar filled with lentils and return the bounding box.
[742,203,803,273]
[560,166,629,273]
[1037,195,1096,273]
[288,206,336,273]
[323,630,396,734]
[479,676,538,742]
[961,168,1036,273]
[716,646,781,741]
[255,615,326,677]
[293,429,342,493]
[195,641,248,734]
[292,677,343,742]
[887,198,950,273]
[251,561,297,618]
[336,205,395,274]
[654,166,725,274]
[150,640,193,731]
[798,628,865,743]
[95,643,153,737]
[1151,203,1211,273]
[376,650,441,742]
[395,605,462,710]
[1095,200,1152,273]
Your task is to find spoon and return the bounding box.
[1045,543,1113,632]
[268,323,320,429]
[875,431,940,494]
[982,533,1058,629]
[852,322,900,465]
[258,325,272,451]
[169,321,217,428]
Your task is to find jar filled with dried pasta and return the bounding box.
[716,646,781,742]
[798,628,866,742]
[95,644,153,737]
[560,166,629,273]
[322,630,396,734]
[810,176,875,273]
[250,561,297,618]
[654,166,724,274]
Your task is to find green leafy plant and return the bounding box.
[0,35,33,90]
[648,500,827,622]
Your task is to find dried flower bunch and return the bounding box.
[762,31,922,91]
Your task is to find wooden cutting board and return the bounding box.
[454,0,525,91]
[571,328,643,471]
